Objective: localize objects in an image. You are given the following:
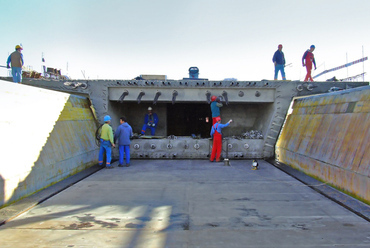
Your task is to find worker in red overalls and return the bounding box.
[210,117,232,162]
[302,45,316,81]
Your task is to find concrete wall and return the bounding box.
[276,86,370,203]
[0,80,99,207]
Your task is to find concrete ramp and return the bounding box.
[276,86,370,204]
[0,80,99,207]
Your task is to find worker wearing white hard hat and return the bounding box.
[6,45,24,83]
[141,107,159,135]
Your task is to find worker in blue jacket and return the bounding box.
[141,107,159,135]
[114,116,133,167]
[6,45,24,83]
[272,44,286,80]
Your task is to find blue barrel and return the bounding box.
[189,67,199,79]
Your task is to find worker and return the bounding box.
[141,107,159,135]
[98,115,115,169]
[6,45,24,83]
[114,116,133,167]
[272,44,286,80]
[210,95,223,124]
[210,117,232,162]
[302,45,317,82]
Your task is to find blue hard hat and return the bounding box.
[310,45,315,49]
[104,115,111,122]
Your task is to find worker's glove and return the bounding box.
[6,65,10,69]
[152,123,156,127]
[147,122,151,126]
[216,103,223,108]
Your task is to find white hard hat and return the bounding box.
[148,107,152,111]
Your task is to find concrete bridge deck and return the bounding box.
[0,160,369,248]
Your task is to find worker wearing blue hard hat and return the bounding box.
[98,115,115,168]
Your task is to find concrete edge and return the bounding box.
[0,164,103,226]
[268,159,370,222]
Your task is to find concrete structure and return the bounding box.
[276,86,370,203]
[1,77,368,207]
[0,78,369,247]
[0,80,99,207]
[17,78,368,160]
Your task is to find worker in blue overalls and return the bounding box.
[141,107,159,135]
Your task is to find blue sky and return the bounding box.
[1,0,369,81]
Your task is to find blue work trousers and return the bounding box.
[274,64,286,80]
[11,67,22,83]
[99,139,112,167]
[119,145,130,165]
[141,124,156,135]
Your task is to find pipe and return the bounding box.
[172,90,178,105]
[119,90,129,102]
[153,91,161,105]
[205,90,211,103]
[222,91,229,105]
[137,91,145,104]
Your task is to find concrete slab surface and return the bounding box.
[0,160,369,248]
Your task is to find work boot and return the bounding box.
[106,166,114,169]
[118,164,124,167]
[126,163,130,167]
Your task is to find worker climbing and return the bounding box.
[210,95,223,125]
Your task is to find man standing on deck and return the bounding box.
[114,116,133,167]
[99,115,115,169]
[6,45,24,83]
[272,44,286,80]
[141,107,159,135]
[302,45,317,82]
[210,117,232,162]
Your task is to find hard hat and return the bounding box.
[310,45,315,49]
[15,45,23,50]
[104,115,111,122]
[278,44,283,48]
[211,96,217,102]
[215,117,221,122]
[148,107,152,111]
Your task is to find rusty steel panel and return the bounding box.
[276,86,370,203]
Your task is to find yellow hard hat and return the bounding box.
[15,45,23,50]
